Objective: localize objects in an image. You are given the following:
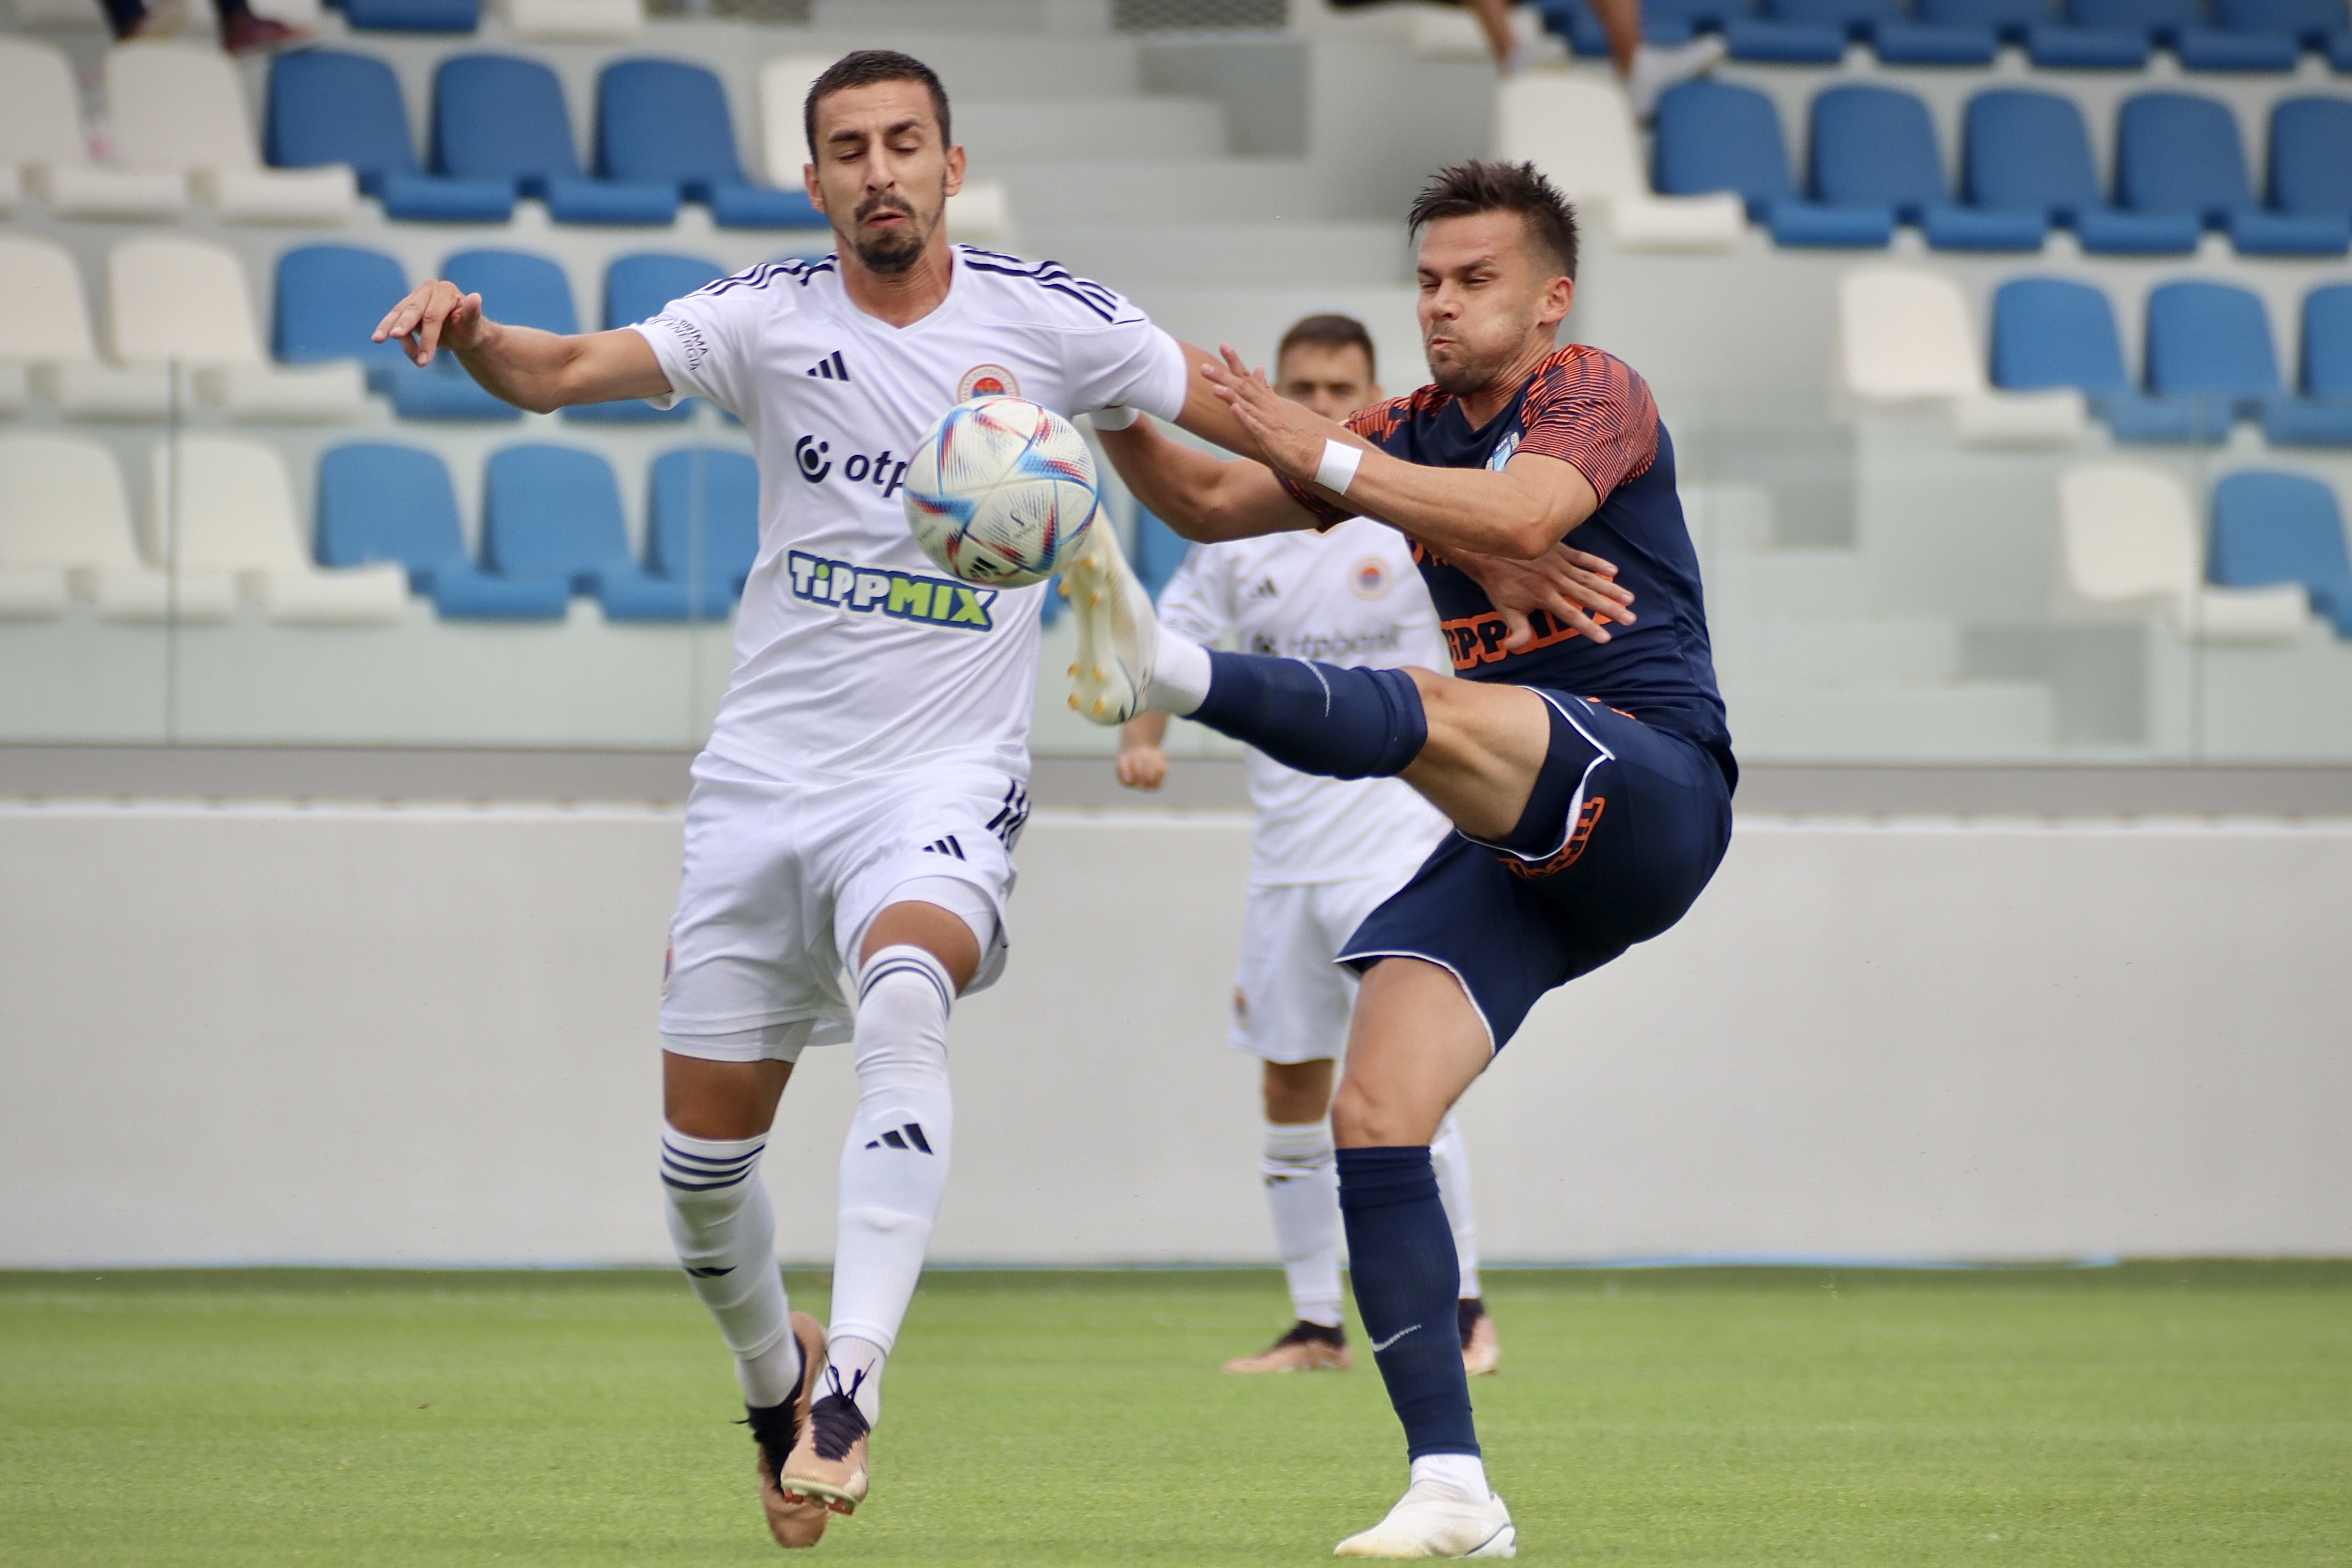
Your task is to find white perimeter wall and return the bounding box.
[0,803,2346,1267]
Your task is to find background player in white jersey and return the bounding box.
[1115,315,1499,1379]
[372,49,1254,1549]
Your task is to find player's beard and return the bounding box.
[1427,339,1503,400]
[851,191,932,276]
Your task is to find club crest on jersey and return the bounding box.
[788,549,996,630]
[957,363,1019,400]
[1349,557,1391,599]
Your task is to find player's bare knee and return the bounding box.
[1330,1077,1423,1149]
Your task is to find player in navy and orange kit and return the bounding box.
[1061,159,1732,1557]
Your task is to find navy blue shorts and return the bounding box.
[1337,690,1733,1050]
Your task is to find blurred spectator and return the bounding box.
[98,0,310,55]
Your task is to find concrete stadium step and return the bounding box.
[1722,680,2056,759]
[1705,546,1870,622]
[984,158,1331,223]
[1023,222,1409,287]
[1711,619,1962,687]
[957,98,1228,163]
[791,33,1147,99]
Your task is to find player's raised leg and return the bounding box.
[662,1051,833,1547]
[779,896,981,1516]
[1065,527,1554,843]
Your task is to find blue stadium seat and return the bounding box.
[1990,277,2210,442]
[1811,86,2045,250]
[1876,0,2004,63]
[316,443,571,621]
[432,55,679,227]
[1963,90,2199,254]
[339,0,479,29]
[484,445,698,621]
[647,448,759,615]
[387,249,577,422]
[2268,98,2352,220]
[2071,0,2197,39]
[2209,470,2352,634]
[2214,0,2346,41]
[274,246,413,393]
[2303,285,2352,398]
[562,254,727,426]
[2116,92,2351,256]
[2143,280,2283,440]
[266,51,514,223]
[1654,80,1893,247]
[2265,284,2352,445]
[1724,0,1890,62]
[595,60,823,230]
[1538,0,1726,53]
[1921,0,2051,40]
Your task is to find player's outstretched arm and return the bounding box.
[1203,345,1597,561]
[1095,415,1317,544]
[372,279,671,415]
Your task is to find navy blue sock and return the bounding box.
[1338,1145,1479,1458]
[1191,651,1427,780]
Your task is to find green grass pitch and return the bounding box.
[4,1263,2347,1566]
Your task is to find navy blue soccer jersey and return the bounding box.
[1280,344,1734,788]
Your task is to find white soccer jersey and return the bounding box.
[1156,517,1453,886]
[632,246,1189,782]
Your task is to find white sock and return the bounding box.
[661,1125,800,1407]
[1262,1118,1343,1329]
[825,944,956,1431]
[824,1333,888,1427]
[1430,1113,1482,1301]
[1146,632,1212,716]
[1412,1452,1492,1502]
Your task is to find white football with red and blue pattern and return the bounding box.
[903,396,1099,588]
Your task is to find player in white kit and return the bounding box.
[373,50,1247,1549]
[1116,317,1500,1379]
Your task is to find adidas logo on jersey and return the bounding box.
[804,350,852,381]
[787,549,997,631]
[865,1122,934,1153]
[920,835,966,860]
[1244,576,1281,601]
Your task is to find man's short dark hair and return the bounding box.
[1276,313,1378,380]
[1407,159,1579,281]
[803,50,952,159]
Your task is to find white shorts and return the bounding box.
[660,751,1028,1063]
[1230,868,1420,1066]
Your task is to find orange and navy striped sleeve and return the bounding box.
[1514,345,1659,503]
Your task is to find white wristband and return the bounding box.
[1315,438,1363,496]
[1090,405,1141,431]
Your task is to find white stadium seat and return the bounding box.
[1497,74,1742,254]
[0,37,187,219]
[150,437,407,626]
[1836,268,2085,449]
[0,237,174,420]
[106,237,364,422]
[506,0,643,43]
[759,54,833,186]
[0,434,237,622]
[2057,464,2309,644]
[105,45,354,225]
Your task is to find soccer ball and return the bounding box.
[903,396,1100,588]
